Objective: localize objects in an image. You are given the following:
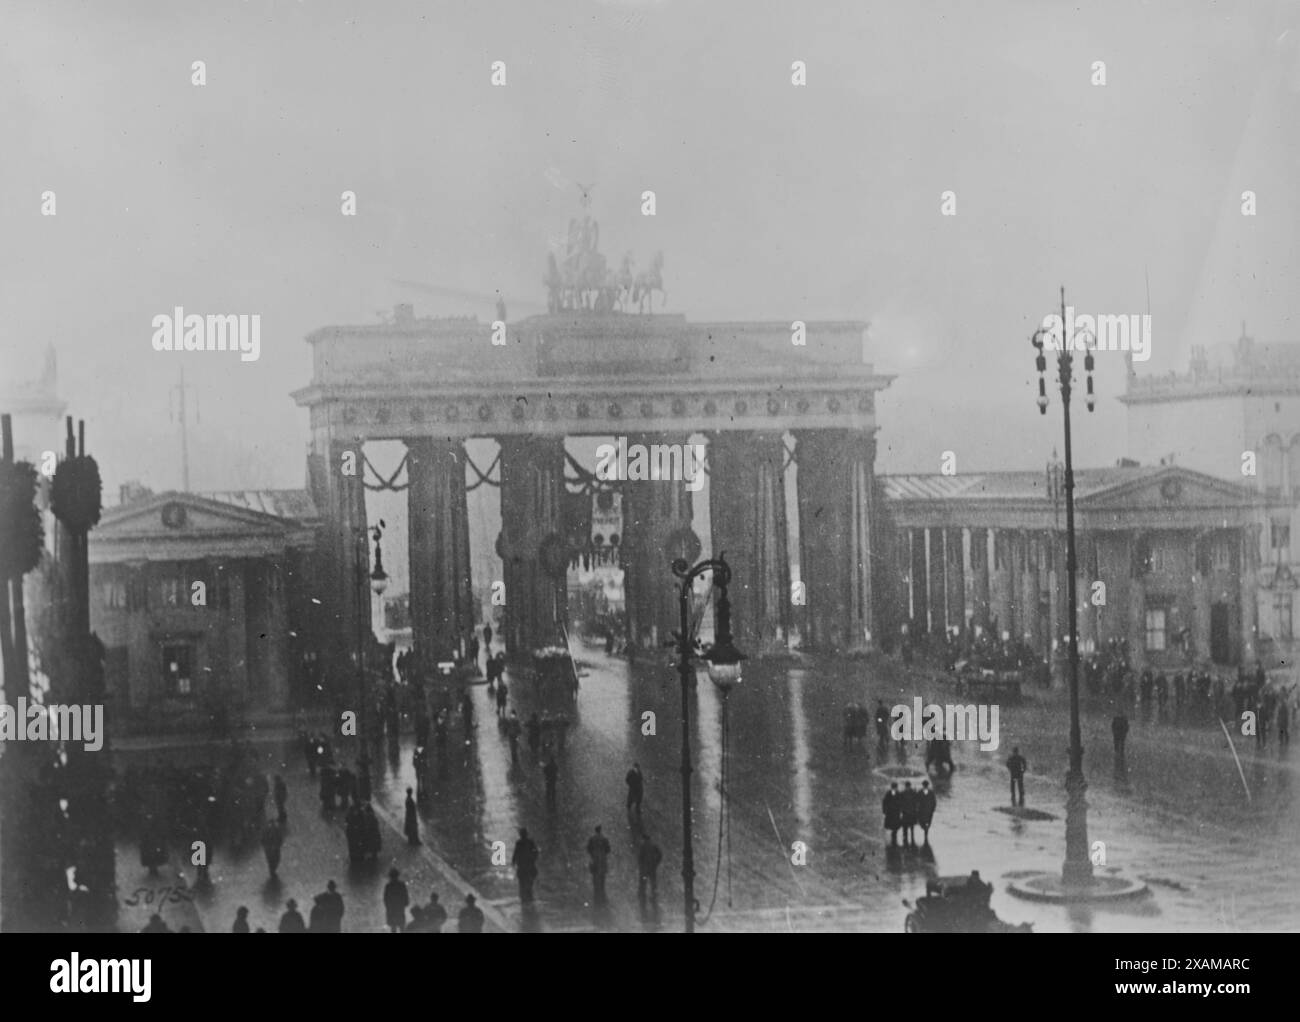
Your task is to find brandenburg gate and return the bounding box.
[293,228,893,695]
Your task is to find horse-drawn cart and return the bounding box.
[903,874,1033,933]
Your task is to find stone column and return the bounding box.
[909,527,929,635]
[926,528,946,634]
[622,433,696,652]
[945,527,965,638]
[794,429,876,653]
[497,436,567,659]
[708,431,790,653]
[969,528,990,633]
[1240,525,1260,663]
[1192,534,1212,663]
[309,437,369,703]
[407,437,474,663]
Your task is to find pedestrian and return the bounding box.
[483,623,493,653]
[469,634,480,671]
[625,762,644,820]
[309,891,329,933]
[899,781,919,847]
[543,755,559,811]
[321,879,344,932]
[1006,747,1027,806]
[526,712,542,760]
[278,899,305,933]
[273,774,288,823]
[140,913,171,934]
[507,711,522,766]
[917,779,936,844]
[881,782,901,846]
[231,906,250,933]
[496,678,509,718]
[461,689,474,739]
[425,892,447,933]
[260,818,284,878]
[586,825,611,906]
[637,832,662,910]
[383,868,410,933]
[404,787,421,846]
[458,893,485,933]
[1112,713,1129,764]
[362,803,382,862]
[874,700,890,746]
[512,827,540,904]
[1279,699,1290,746]
[345,802,364,862]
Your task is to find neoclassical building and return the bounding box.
[878,464,1263,672]
[1122,332,1299,664]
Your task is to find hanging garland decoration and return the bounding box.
[51,454,102,533]
[362,450,409,492]
[0,459,44,579]
[465,450,501,492]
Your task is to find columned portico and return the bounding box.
[709,431,790,653]
[316,438,369,698]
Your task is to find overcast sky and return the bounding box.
[2,0,1297,495]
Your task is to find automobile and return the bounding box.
[903,873,1033,933]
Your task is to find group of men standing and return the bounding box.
[881,779,937,847]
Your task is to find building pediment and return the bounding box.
[1077,466,1261,514]
[91,492,316,563]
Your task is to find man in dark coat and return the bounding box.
[362,804,382,861]
[496,676,509,717]
[483,623,493,652]
[458,893,485,932]
[1006,747,1028,806]
[526,713,542,760]
[512,827,539,904]
[231,906,250,933]
[273,774,288,823]
[319,879,344,932]
[882,782,902,845]
[507,711,522,766]
[543,755,559,812]
[586,825,611,905]
[625,763,644,820]
[260,818,284,878]
[874,700,890,746]
[278,899,305,933]
[383,868,410,933]
[1112,713,1129,767]
[917,779,937,844]
[425,892,448,932]
[899,781,919,847]
[404,787,421,846]
[637,833,662,910]
[140,913,171,933]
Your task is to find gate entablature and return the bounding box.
[293,309,892,440]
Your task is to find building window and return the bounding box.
[1151,544,1169,573]
[160,575,184,608]
[1144,607,1167,651]
[162,643,194,696]
[1211,538,1232,573]
[1272,520,1291,562]
[100,580,128,610]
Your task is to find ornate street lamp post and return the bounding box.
[354,520,388,802]
[1032,287,1095,888]
[672,554,745,933]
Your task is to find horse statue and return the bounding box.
[631,251,665,313]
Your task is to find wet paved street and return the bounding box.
[114,646,1300,932]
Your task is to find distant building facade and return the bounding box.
[1121,333,1299,666]
[879,465,1262,673]
[88,489,325,733]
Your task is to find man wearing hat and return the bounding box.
[278,899,305,933]
[383,868,410,933]
[458,893,485,932]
